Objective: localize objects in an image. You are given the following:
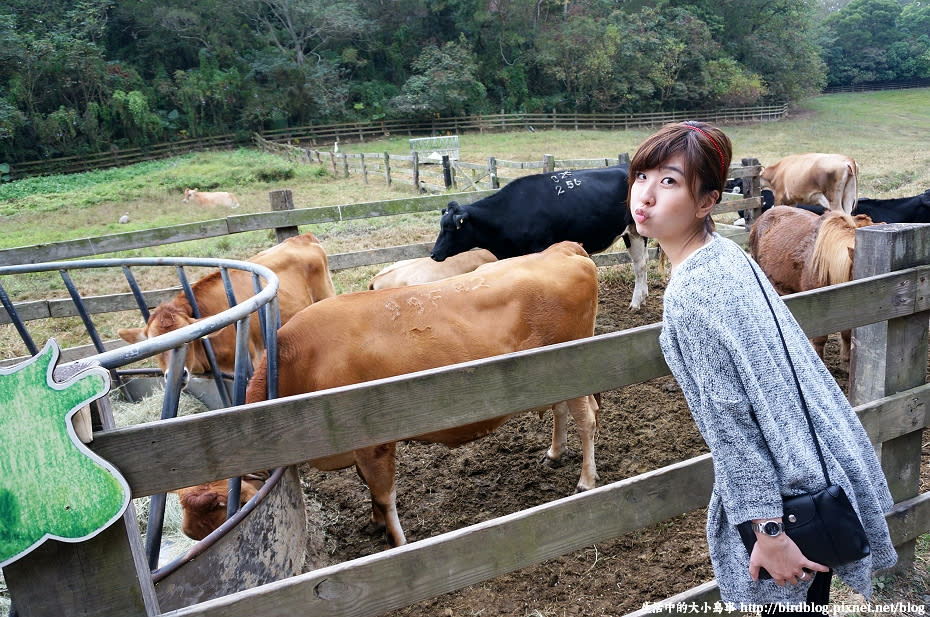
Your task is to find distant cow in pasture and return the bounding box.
[220,242,600,548]
[429,165,649,309]
[760,153,859,214]
[368,249,497,290]
[750,206,876,363]
[183,187,240,208]
[852,188,930,224]
[117,231,336,375]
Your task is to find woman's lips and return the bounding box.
[633,207,648,224]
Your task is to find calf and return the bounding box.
[760,153,859,213]
[429,166,649,309]
[368,249,496,290]
[240,241,600,548]
[183,188,240,208]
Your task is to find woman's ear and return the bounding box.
[696,190,718,218]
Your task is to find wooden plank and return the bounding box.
[160,454,716,617]
[90,324,667,497]
[225,206,343,233]
[1,288,178,324]
[327,243,433,270]
[86,270,930,500]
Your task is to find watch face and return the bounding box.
[762,521,781,536]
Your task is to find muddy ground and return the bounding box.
[298,273,929,616]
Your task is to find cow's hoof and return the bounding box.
[362,520,385,537]
[541,451,566,468]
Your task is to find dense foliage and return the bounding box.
[0,0,927,163]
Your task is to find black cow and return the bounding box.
[429,165,649,309]
[852,189,930,224]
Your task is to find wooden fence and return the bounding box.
[2,223,929,617]
[7,104,788,180]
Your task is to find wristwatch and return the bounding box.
[754,520,784,537]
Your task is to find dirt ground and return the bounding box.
[298,271,929,616]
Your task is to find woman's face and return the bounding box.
[629,153,705,245]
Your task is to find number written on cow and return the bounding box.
[551,170,582,196]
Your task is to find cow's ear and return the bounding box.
[455,212,469,230]
[117,327,146,343]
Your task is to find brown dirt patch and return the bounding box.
[299,270,928,615]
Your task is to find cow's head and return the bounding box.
[182,188,198,202]
[176,478,261,540]
[430,201,475,262]
[117,302,218,375]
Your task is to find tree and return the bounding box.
[821,0,904,84]
[389,38,487,117]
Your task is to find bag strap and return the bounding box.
[741,252,832,486]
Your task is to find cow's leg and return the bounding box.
[840,329,852,364]
[810,334,827,359]
[813,192,832,212]
[626,225,649,310]
[353,442,406,547]
[565,394,599,492]
[544,402,570,466]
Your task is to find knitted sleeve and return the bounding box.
[660,263,785,525]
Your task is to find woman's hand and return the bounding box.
[749,533,830,586]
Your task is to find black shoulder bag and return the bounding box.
[735,253,870,579]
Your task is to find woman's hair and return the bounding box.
[629,121,733,205]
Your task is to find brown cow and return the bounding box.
[760,153,859,214]
[117,231,336,375]
[183,187,240,208]
[368,249,497,290]
[228,241,599,548]
[750,206,876,363]
[175,474,266,540]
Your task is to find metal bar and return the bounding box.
[0,280,38,355]
[121,265,151,323]
[176,265,232,408]
[264,296,279,400]
[59,269,106,353]
[145,344,188,571]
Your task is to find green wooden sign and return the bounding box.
[0,339,130,568]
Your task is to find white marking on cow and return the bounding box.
[384,300,401,320]
[406,296,425,314]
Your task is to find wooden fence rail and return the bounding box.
[3,230,928,616]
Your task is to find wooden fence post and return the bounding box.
[341,153,349,178]
[329,151,337,176]
[269,189,300,243]
[849,223,930,572]
[618,153,630,165]
[740,157,763,228]
[412,152,420,193]
[441,155,453,189]
[488,157,499,189]
[383,152,391,187]
[360,153,368,185]
[542,154,555,174]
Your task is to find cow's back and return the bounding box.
[749,206,821,295]
[469,166,630,257]
[249,232,336,321]
[248,241,597,400]
[369,249,497,290]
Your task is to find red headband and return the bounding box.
[686,123,726,178]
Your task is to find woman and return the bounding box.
[629,121,897,611]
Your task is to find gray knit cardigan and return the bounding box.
[658,234,897,604]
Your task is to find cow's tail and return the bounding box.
[809,212,856,287]
[841,161,858,214]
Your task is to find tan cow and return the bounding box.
[760,153,859,214]
[117,231,336,375]
[175,474,266,540]
[182,242,598,548]
[183,187,240,208]
[368,249,497,290]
